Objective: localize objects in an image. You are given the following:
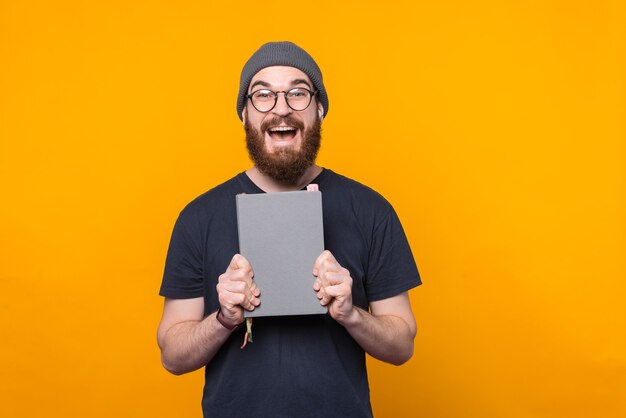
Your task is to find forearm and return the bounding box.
[159,312,232,375]
[340,306,416,365]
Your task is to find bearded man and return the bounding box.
[157,41,421,418]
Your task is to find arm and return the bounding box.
[157,254,260,375]
[157,297,230,375]
[313,251,417,366]
[340,294,416,365]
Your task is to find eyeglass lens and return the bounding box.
[250,88,313,112]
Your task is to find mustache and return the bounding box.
[260,115,305,133]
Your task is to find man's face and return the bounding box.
[243,66,323,184]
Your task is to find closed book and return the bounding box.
[236,190,327,318]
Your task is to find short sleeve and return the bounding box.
[364,206,421,301]
[159,211,204,299]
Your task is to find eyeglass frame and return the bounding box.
[246,87,319,113]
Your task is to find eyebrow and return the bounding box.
[249,78,313,92]
[249,80,271,91]
[290,79,313,90]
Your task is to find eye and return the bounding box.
[288,89,308,98]
[253,90,274,99]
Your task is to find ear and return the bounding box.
[242,107,247,126]
[317,103,324,120]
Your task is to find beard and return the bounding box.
[244,114,322,185]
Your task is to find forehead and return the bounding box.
[249,66,312,91]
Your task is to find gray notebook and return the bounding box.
[236,190,327,318]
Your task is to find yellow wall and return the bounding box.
[1,1,624,417]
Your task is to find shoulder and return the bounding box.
[177,173,242,224]
[320,169,393,214]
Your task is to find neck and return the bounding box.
[246,165,323,193]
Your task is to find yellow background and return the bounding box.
[1,1,624,417]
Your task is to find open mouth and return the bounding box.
[266,126,298,141]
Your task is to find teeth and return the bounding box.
[269,126,296,132]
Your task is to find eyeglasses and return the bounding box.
[246,88,318,113]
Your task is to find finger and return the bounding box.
[229,253,253,274]
[227,290,256,311]
[219,272,248,291]
[316,287,330,306]
[320,254,344,277]
[323,270,350,286]
[249,281,261,297]
[247,298,260,309]
[220,266,254,287]
[246,282,261,308]
[222,279,257,297]
[232,281,261,309]
[243,297,259,311]
[323,283,347,299]
[316,266,330,287]
[314,255,337,284]
[313,250,334,276]
[316,263,347,288]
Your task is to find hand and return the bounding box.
[216,254,260,328]
[313,250,356,324]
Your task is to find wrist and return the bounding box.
[216,308,242,331]
[338,305,361,327]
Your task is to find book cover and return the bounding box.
[236,190,327,318]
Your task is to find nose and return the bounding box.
[271,92,292,116]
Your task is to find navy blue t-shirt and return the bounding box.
[160,169,421,418]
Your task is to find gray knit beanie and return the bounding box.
[237,41,328,121]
